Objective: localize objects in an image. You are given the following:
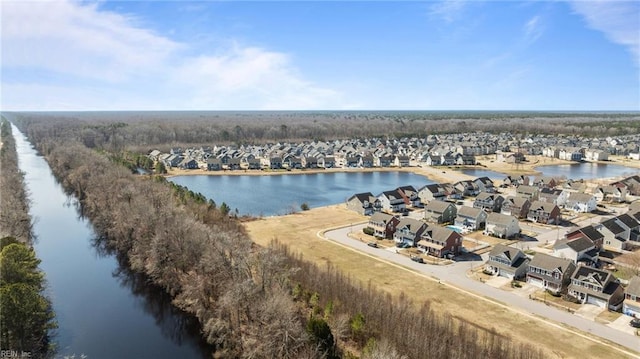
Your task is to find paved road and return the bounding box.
[324,224,640,355]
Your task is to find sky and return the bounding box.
[1,0,639,111]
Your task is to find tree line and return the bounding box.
[0,118,56,358]
[9,111,639,153]
[10,115,549,358]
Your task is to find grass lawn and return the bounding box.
[244,204,638,359]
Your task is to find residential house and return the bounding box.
[179,158,199,170]
[424,201,457,224]
[320,156,336,168]
[567,225,604,250]
[584,149,609,161]
[485,244,529,279]
[368,212,400,239]
[598,218,630,251]
[594,186,627,203]
[473,193,504,213]
[516,185,539,201]
[393,218,429,247]
[568,266,624,309]
[396,185,421,207]
[526,253,576,295]
[623,276,640,317]
[454,180,479,197]
[566,192,597,213]
[246,158,261,170]
[559,147,583,161]
[501,196,531,219]
[503,175,530,187]
[378,190,406,213]
[527,201,561,224]
[484,213,520,239]
[473,177,495,193]
[417,226,462,258]
[615,213,640,242]
[269,156,283,169]
[611,175,640,196]
[418,183,447,203]
[533,176,562,189]
[454,206,487,231]
[538,188,569,207]
[206,158,222,171]
[347,192,377,216]
[553,236,599,265]
[394,155,410,167]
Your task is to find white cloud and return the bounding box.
[428,0,467,23]
[568,0,640,65]
[0,0,344,110]
[523,15,544,44]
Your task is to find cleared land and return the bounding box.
[245,205,639,359]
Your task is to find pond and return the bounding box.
[169,171,434,216]
[535,162,638,180]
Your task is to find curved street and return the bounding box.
[323,223,640,355]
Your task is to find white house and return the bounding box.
[377,190,406,213]
[484,213,520,239]
[485,244,529,279]
[566,192,597,213]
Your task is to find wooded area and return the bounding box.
[11,111,640,153]
[6,113,566,357]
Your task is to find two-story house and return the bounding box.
[597,218,630,251]
[623,276,640,317]
[473,177,495,193]
[454,180,479,197]
[553,236,599,265]
[538,188,569,207]
[527,201,561,224]
[473,193,504,213]
[367,212,401,239]
[396,185,421,207]
[393,218,429,247]
[566,192,597,213]
[377,190,406,213]
[484,213,520,239]
[417,226,462,258]
[424,200,457,224]
[485,244,529,279]
[455,206,487,231]
[346,192,377,216]
[526,253,576,294]
[568,266,624,309]
[501,196,531,219]
[516,185,539,201]
[418,183,447,203]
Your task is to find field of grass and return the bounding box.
[244,204,638,359]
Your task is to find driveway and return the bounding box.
[608,315,639,336]
[575,304,606,321]
[323,223,639,355]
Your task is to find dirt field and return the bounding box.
[244,205,638,359]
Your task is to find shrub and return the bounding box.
[362,227,375,236]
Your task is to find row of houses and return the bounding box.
[486,247,631,311]
[147,130,640,171]
[366,213,463,258]
[487,205,640,313]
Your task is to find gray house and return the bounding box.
[424,200,457,224]
[473,193,504,213]
[526,253,576,294]
[485,244,529,279]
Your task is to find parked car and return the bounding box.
[367,242,379,248]
[631,318,640,328]
[395,242,410,248]
[410,255,424,263]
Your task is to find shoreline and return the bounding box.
[164,155,640,185]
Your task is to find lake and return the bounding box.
[12,125,211,358]
[535,162,638,180]
[169,171,434,216]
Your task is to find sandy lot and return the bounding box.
[244,205,637,359]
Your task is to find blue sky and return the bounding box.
[1,1,639,111]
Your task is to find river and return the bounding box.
[12,125,211,359]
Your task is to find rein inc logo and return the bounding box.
[0,351,31,358]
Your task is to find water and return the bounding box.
[169,171,433,216]
[534,162,638,180]
[12,125,210,359]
